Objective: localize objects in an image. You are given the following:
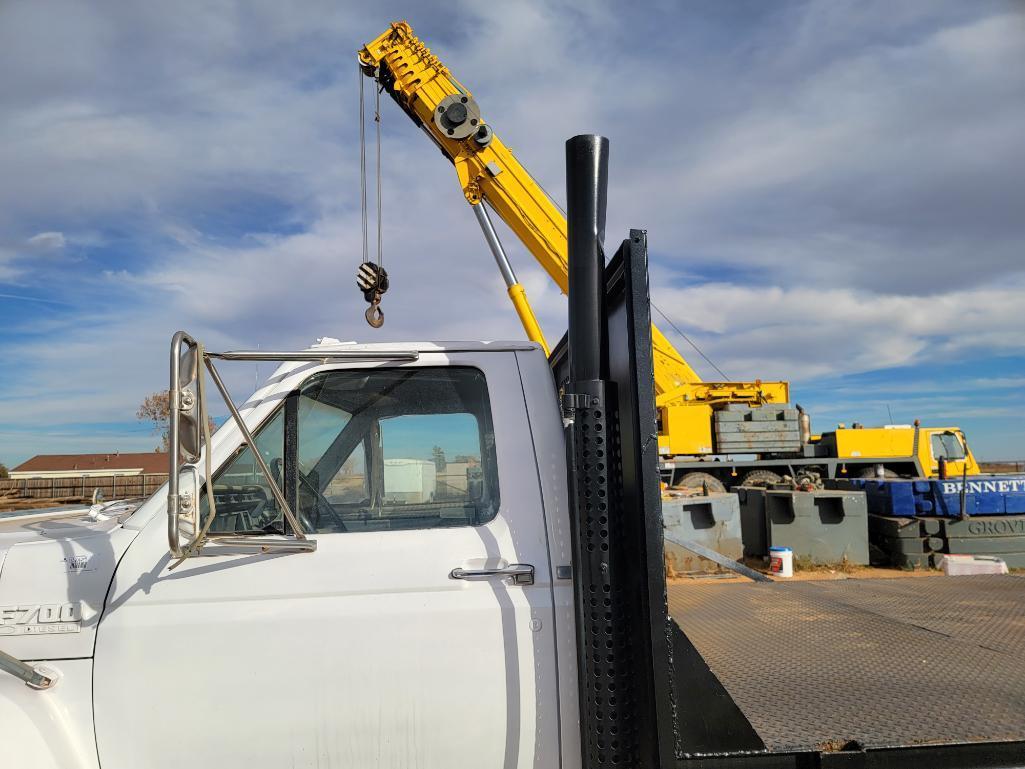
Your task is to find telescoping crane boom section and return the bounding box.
[358,22,789,456]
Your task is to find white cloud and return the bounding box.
[968,377,1025,390]
[0,0,1022,462]
[26,231,65,250]
[651,277,1025,381]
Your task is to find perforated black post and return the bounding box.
[563,134,644,769]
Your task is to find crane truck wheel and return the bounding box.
[738,469,782,488]
[672,471,727,494]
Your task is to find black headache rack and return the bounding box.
[553,135,1025,769]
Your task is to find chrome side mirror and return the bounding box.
[168,331,208,557]
[172,332,204,463]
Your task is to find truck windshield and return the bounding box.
[203,366,499,535]
[931,432,966,460]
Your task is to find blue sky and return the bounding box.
[0,0,1023,466]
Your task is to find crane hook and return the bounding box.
[357,262,389,329]
[365,300,384,328]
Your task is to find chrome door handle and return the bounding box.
[449,563,535,586]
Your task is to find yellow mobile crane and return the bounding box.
[357,24,788,460]
[357,21,980,486]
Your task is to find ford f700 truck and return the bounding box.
[1,137,1022,769]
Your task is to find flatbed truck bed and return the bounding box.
[668,575,1025,752]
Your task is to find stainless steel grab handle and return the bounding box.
[449,563,535,586]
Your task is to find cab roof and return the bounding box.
[307,338,542,353]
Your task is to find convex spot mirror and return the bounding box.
[174,466,201,551]
[171,332,206,464]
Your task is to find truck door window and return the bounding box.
[931,432,966,461]
[323,439,368,504]
[296,366,499,533]
[295,395,367,506]
[380,413,482,505]
[203,367,498,535]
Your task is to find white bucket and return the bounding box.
[769,546,793,578]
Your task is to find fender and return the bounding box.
[0,659,99,769]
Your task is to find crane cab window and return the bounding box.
[205,367,499,535]
[931,432,966,461]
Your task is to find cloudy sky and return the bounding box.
[1,0,1023,466]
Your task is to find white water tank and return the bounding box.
[383,459,437,504]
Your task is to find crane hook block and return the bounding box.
[357,263,389,329]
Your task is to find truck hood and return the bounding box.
[0,503,141,661]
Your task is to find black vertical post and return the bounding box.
[566,135,610,383]
[564,134,648,769]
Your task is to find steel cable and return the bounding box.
[375,72,383,269]
[358,63,368,265]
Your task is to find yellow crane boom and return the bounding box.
[359,21,789,456]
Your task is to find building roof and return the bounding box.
[12,452,167,475]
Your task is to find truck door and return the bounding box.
[94,352,562,769]
[928,429,971,477]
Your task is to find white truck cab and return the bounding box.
[1,339,583,769]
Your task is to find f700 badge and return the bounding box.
[0,603,81,636]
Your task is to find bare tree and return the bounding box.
[137,390,215,452]
[137,391,172,452]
